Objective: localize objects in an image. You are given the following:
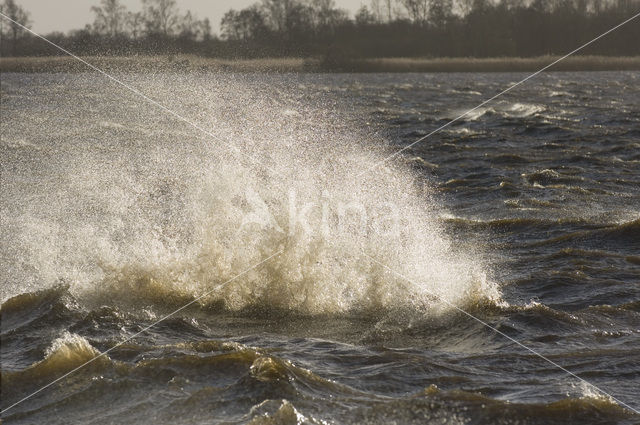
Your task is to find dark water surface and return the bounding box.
[1,72,639,424]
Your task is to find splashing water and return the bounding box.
[1,73,499,315]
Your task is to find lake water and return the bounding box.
[1,71,639,424]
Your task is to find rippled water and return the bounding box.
[1,71,639,424]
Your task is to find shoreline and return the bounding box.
[1,55,640,73]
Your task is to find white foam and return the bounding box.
[1,74,500,315]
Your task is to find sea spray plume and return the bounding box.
[0,73,500,316]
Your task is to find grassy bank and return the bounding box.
[2,55,640,73]
[0,55,310,73]
[348,55,640,72]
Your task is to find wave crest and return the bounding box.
[2,76,500,317]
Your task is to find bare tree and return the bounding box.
[199,18,212,41]
[310,0,334,27]
[370,0,396,22]
[309,0,348,33]
[384,0,395,21]
[220,6,267,41]
[0,0,31,55]
[178,10,196,39]
[355,5,377,25]
[126,11,144,40]
[430,0,453,26]
[370,0,382,21]
[220,10,241,40]
[398,0,430,24]
[457,0,489,15]
[142,0,179,36]
[261,0,294,33]
[91,0,127,37]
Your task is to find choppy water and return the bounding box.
[1,71,639,424]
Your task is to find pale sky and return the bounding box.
[18,0,367,35]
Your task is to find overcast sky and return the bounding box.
[18,0,367,35]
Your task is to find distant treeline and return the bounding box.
[1,0,639,61]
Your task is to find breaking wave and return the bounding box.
[1,74,499,316]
